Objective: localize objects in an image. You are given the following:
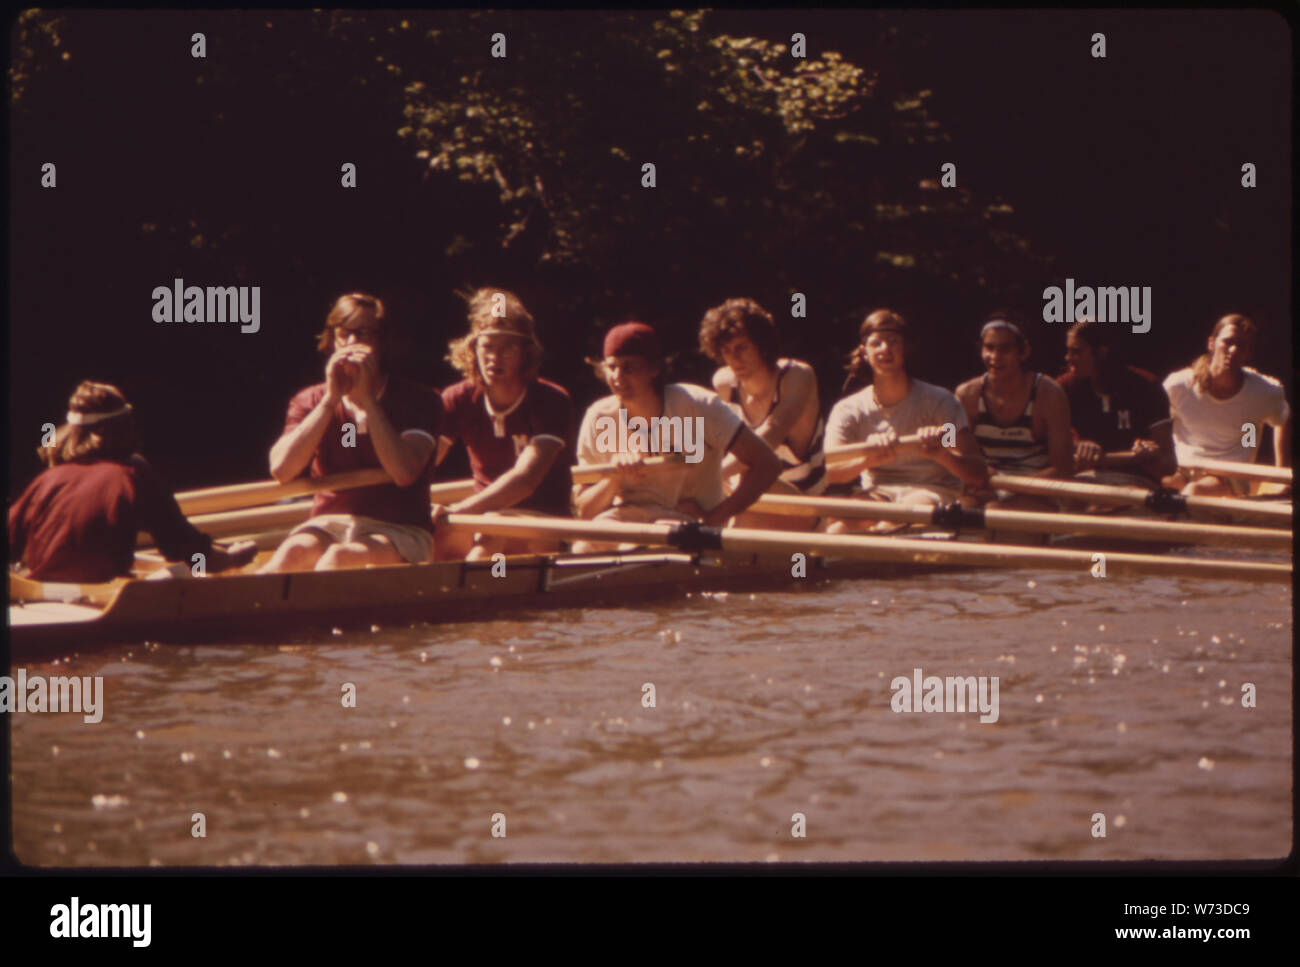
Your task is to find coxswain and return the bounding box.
[8,381,255,582]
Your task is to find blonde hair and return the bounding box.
[447,288,542,385]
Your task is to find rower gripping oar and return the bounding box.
[751,494,1291,550]
[988,474,1290,525]
[442,513,1291,584]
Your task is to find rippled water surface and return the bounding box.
[10,561,1292,865]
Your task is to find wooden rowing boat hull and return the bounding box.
[9,548,969,654]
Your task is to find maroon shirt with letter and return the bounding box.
[284,376,443,531]
[440,378,575,516]
[8,456,213,582]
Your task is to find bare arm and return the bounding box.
[574,475,619,519]
[269,348,354,483]
[574,451,647,519]
[1034,378,1074,477]
[1274,416,1292,468]
[917,425,987,488]
[450,438,563,514]
[360,403,435,488]
[347,349,434,488]
[721,365,817,477]
[434,436,454,467]
[269,394,337,483]
[704,425,782,527]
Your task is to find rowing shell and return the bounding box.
[9,545,974,653]
[10,511,1290,653]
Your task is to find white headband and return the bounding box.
[66,404,132,426]
[474,328,538,345]
[981,320,1024,338]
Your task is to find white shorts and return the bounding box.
[290,514,434,564]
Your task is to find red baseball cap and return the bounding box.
[603,322,662,361]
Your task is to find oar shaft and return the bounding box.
[988,474,1291,524]
[752,494,1292,549]
[176,459,682,517]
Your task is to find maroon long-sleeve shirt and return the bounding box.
[8,456,213,583]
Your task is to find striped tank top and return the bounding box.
[973,373,1051,473]
[727,361,827,495]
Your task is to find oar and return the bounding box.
[1179,458,1292,484]
[751,494,1292,550]
[154,459,686,545]
[174,456,686,517]
[176,471,479,517]
[441,514,1291,584]
[988,474,1291,525]
[825,434,926,462]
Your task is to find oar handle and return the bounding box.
[825,433,932,463]
[1179,458,1292,484]
[571,454,685,484]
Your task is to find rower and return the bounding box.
[260,293,443,572]
[431,288,576,560]
[825,309,986,533]
[955,310,1072,511]
[8,381,255,583]
[572,321,782,551]
[1058,319,1175,489]
[699,297,825,531]
[1161,314,1291,497]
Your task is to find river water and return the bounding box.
[9,558,1292,865]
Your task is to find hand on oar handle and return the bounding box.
[571,454,684,485]
[210,540,258,572]
[1074,439,1103,470]
[612,451,651,483]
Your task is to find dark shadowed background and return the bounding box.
[8,9,1292,495]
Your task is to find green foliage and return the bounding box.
[9,9,69,106]
[11,8,1050,342]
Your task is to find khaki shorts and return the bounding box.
[290,514,434,564]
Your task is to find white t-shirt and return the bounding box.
[826,378,968,490]
[1163,367,1290,464]
[577,383,744,513]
